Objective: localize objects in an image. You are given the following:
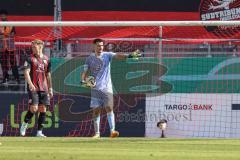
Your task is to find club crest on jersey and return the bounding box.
[199,0,240,36]
[36,63,45,72]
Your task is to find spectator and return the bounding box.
[0,9,20,85]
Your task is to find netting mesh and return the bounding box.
[1,24,240,137]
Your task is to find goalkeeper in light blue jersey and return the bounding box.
[81,38,141,138]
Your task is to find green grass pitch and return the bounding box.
[0,137,240,160]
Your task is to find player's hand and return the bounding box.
[29,84,36,92]
[128,49,142,60]
[48,88,53,98]
[80,80,88,88]
[81,76,96,88]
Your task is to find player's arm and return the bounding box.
[114,53,128,60]
[81,70,88,82]
[46,72,52,89]
[46,60,53,98]
[46,72,53,98]
[80,60,90,86]
[81,69,89,86]
[47,73,53,98]
[81,57,90,81]
[114,49,142,60]
[24,68,36,91]
[23,57,36,91]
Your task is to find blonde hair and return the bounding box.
[31,39,44,45]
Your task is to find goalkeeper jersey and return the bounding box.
[84,52,116,93]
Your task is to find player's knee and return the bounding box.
[38,105,46,112]
[105,106,113,113]
[93,108,101,117]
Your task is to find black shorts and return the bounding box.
[28,91,50,106]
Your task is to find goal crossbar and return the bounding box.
[0,21,240,27]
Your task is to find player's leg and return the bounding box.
[36,105,47,137]
[92,107,101,138]
[20,92,39,136]
[36,92,50,137]
[91,89,103,138]
[105,107,119,138]
[104,92,119,138]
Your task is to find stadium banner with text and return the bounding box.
[145,56,240,138]
[51,57,240,94]
[1,56,240,137]
[145,94,240,138]
[0,93,145,137]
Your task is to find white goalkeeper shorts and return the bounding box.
[90,89,113,108]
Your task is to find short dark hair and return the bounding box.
[0,9,8,15]
[93,38,104,44]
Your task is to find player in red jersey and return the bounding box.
[20,39,53,137]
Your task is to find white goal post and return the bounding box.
[0,21,240,26]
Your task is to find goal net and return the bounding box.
[1,21,240,138]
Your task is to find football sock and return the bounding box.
[24,110,34,123]
[38,112,46,131]
[107,111,115,132]
[94,114,100,134]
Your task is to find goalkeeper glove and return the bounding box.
[81,80,88,87]
[128,49,142,59]
[81,76,96,88]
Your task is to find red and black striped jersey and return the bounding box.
[24,54,51,92]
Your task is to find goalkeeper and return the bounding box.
[81,38,141,138]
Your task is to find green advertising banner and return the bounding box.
[51,57,240,95]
